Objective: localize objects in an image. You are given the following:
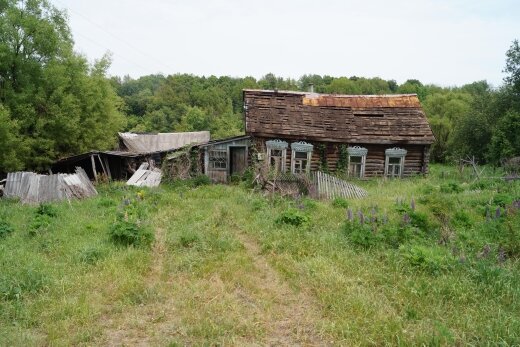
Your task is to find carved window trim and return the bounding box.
[290,141,313,174]
[347,146,367,178]
[266,140,288,173]
[384,147,407,178]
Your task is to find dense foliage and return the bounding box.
[1,0,518,173]
[0,0,125,172]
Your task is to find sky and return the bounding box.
[49,0,520,87]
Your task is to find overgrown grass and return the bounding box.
[0,165,519,345]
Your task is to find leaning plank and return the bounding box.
[2,168,97,204]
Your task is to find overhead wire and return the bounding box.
[53,0,175,75]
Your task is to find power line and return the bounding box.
[53,0,175,74]
[73,30,158,75]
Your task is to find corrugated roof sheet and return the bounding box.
[119,131,210,153]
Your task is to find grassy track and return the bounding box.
[0,165,519,345]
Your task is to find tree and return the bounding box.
[504,39,520,94]
[0,0,124,171]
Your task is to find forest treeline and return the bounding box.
[1,0,519,173]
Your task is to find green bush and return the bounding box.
[493,193,514,208]
[409,211,432,233]
[440,182,464,193]
[29,214,53,236]
[342,221,381,249]
[191,175,211,187]
[36,203,58,217]
[0,220,14,239]
[109,219,154,247]
[332,197,349,209]
[401,244,455,275]
[452,210,473,228]
[276,209,310,227]
[380,225,415,248]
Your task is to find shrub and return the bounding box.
[29,214,53,236]
[342,221,381,249]
[452,210,472,228]
[380,225,415,248]
[401,244,454,275]
[408,211,431,233]
[109,219,154,247]
[0,220,14,239]
[332,197,349,209]
[276,209,310,227]
[440,182,464,194]
[36,203,58,217]
[191,175,211,187]
[493,193,514,208]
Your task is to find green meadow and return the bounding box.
[0,165,519,346]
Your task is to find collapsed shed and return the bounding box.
[51,131,210,181]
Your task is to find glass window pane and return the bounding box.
[295,151,307,159]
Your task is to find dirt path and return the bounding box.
[236,233,331,346]
[103,226,179,347]
[101,225,330,346]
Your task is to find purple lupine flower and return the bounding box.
[403,213,411,225]
[358,210,365,224]
[382,214,388,225]
[347,208,353,222]
[495,207,501,219]
[410,198,416,211]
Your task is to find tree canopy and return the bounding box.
[0,0,124,172]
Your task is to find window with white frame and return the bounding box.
[266,140,288,173]
[347,146,367,178]
[290,141,313,174]
[385,148,407,178]
[209,150,227,170]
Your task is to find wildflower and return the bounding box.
[347,208,353,221]
[402,213,410,225]
[410,198,416,211]
[358,210,365,224]
[495,207,501,219]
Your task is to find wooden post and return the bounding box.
[90,155,98,182]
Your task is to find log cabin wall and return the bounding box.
[253,137,430,177]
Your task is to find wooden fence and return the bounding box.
[311,171,368,199]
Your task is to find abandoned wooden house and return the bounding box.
[202,90,434,182]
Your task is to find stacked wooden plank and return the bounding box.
[311,171,368,200]
[126,163,162,188]
[3,168,97,204]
